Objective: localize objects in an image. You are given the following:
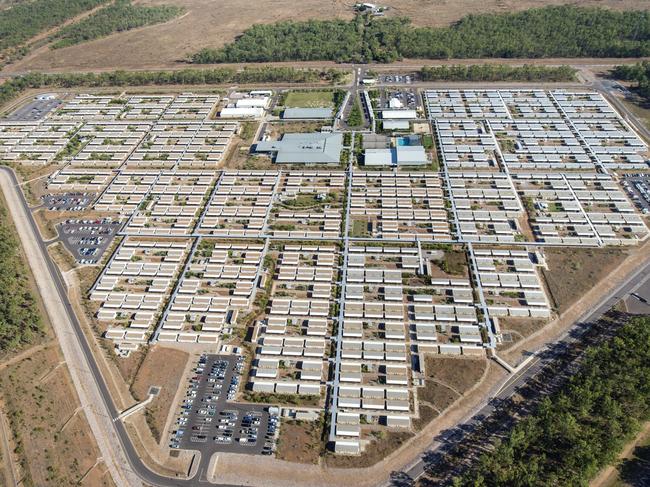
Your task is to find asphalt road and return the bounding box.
[0,166,245,487]
[592,78,650,143]
[6,154,650,487]
[1,74,649,487]
[390,256,650,485]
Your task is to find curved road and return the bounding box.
[5,160,650,487]
[0,166,243,487]
[388,254,650,486]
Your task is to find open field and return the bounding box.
[423,356,488,395]
[497,317,548,351]
[621,97,650,130]
[0,345,110,486]
[131,346,189,442]
[4,0,648,73]
[283,90,335,108]
[542,247,628,313]
[276,419,324,464]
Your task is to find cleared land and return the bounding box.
[325,431,414,468]
[423,356,488,395]
[0,346,111,486]
[130,346,189,442]
[542,247,628,313]
[283,90,335,108]
[50,0,183,50]
[276,418,324,464]
[4,0,647,72]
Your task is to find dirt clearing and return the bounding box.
[325,431,414,469]
[5,0,646,73]
[131,345,189,442]
[423,355,488,394]
[276,418,324,464]
[542,247,628,313]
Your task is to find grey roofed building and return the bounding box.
[396,145,427,165]
[383,120,410,131]
[283,108,334,119]
[255,132,343,164]
[362,134,390,150]
[364,149,393,166]
[364,145,428,166]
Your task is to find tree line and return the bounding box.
[0,205,45,353]
[419,65,577,82]
[0,0,108,52]
[50,0,183,49]
[451,316,650,486]
[612,61,650,101]
[0,67,346,108]
[192,6,650,64]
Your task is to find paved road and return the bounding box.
[389,255,650,485]
[590,77,650,143]
[0,167,141,487]
[0,166,245,487]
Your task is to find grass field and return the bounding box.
[283,90,334,108]
[3,0,646,73]
[620,96,650,129]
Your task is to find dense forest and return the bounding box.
[192,6,650,63]
[612,61,650,101]
[451,316,650,486]
[0,67,345,108]
[50,0,183,49]
[419,65,577,82]
[0,204,45,353]
[0,0,108,52]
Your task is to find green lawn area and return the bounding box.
[283,91,335,108]
[351,219,370,238]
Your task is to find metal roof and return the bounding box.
[282,108,333,119]
[255,132,343,164]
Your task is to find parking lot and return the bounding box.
[379,73,417,85]
[43,192,94,211]
[170,354,278,456]
[6,98,61,121]
[380,88,418,109]
[622,175,650,214]
[58,218,121,264]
